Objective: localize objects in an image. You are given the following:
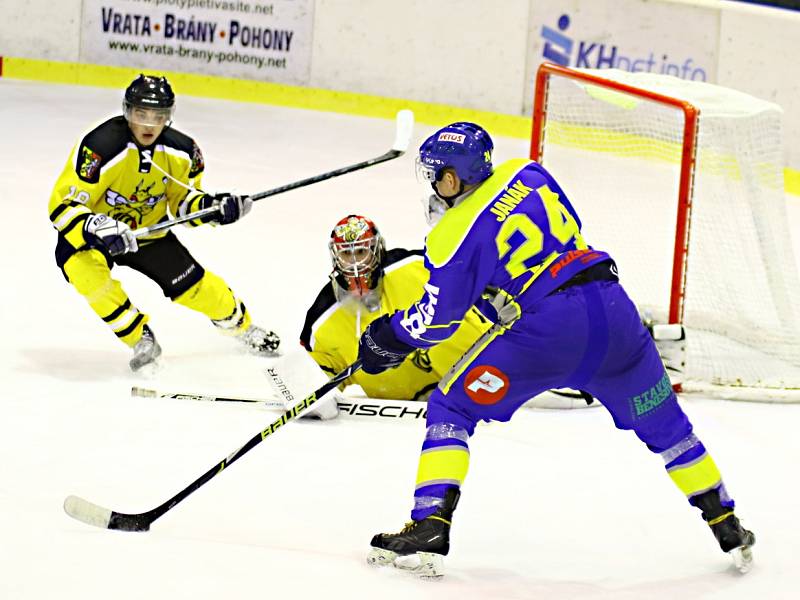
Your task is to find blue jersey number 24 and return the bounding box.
[495,184,587,279]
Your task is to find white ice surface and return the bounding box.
[1,80,799,599]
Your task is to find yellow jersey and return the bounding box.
[49,116,207,251]
[300,249,492,400]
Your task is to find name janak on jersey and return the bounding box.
[489,180,535,222]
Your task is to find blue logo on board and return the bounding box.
[540,14,708,81]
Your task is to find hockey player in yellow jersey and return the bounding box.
[280,214,491,419]
[49,74,280,371]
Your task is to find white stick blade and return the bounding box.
[64,495,113,529]
[131,386,157,398]
[392,109,415,153]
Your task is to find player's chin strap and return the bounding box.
[133,109,415,239]
[133,152,220,238]
[423,186,479,228]
[141,152,196,194]
[430,181,464,207]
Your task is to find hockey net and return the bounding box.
[531,63,800,402]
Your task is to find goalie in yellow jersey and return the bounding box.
[266,214,593,419]
[49,74,280,371]
[300,214,491,415]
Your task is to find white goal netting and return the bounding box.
[534,67,800,401]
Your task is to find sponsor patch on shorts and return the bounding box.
[629,372,672,419]
[464,365,509,405]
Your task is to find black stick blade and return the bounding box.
[63,495,150,532]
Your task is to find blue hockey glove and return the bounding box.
[200,192,252,225]
[358,314,415,375]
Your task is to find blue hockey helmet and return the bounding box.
[416,122,494,185]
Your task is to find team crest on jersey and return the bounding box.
[105,178,165,228]
[189,142,205,177]
[464,365,509,405]
[78,146,102,181]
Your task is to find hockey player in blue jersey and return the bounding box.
[358,122,754,578]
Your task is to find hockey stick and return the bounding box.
[63,361,362,532]
[131,386,429,420]
[131,386,284,407]
[133,384,593,414]
[133,109,414,238]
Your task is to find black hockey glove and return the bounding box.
[200,192,253,225]
[358,314,416,375]
[83,213,138,256]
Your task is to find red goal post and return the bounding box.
[532,62,698,324]
[529,62,800,400]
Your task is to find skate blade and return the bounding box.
[367,548,444,580]
[367,547,397,567]
[730,545,753,574]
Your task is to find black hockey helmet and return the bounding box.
[123,74,175,126]
[125,74,175,109]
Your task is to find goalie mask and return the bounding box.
[329,215,386,309]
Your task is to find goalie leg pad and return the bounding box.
[265,351,341,419]
[646,321,686,388]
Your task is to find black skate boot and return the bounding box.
[367,487,459,579]
[694,489,755,573]
[130,325,162,372]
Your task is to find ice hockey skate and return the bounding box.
[129,325,162,372]
[367,488,459,579]
[694,489,755,573]
[708,512,756,573]
[237,325,281,356]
